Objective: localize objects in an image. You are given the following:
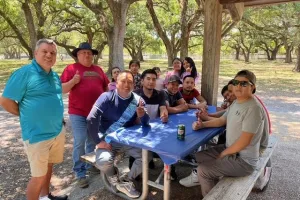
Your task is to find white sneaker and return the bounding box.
[179,169,200,187]
[39,196,51,200]
[116,180,140,198]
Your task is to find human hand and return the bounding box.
[72,70,80,85]
[217,151,227,159]
[192,120,204,130]
[160,112,168,123]
[197,103,207,110]
[186,67,192,72]
[97,141,112,151]
[221,100,228,109]
[136,100,146,118]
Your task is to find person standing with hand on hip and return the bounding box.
[61,42,110,188]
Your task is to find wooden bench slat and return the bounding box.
[204,136,278,200]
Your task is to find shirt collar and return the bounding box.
[32,59,53,76]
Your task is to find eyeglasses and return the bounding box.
[232,80,253,87]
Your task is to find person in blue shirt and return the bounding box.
[0,39,67,200]
[87,70,150,199]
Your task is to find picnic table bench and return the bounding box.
[204,135,278,200]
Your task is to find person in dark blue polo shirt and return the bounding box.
[87,71,150,199]
[0,39,67,200]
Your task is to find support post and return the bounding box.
[201,0,223,106]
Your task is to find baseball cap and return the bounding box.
[168,75,182,84]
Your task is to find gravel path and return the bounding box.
[0,77,299,200]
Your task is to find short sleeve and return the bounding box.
[242,106,264,134]
[222,109,229,119]
[176,91,183,101]
[193,89,200,97]
[60,65,74,83]
[2,69,28,102]
[98,67,110,89]
[158,91,166,107]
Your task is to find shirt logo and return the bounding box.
[83,71,100,79]
[236,111,241,116]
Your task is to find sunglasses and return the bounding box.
[232,80,253,87]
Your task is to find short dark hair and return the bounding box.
[117,70,134,81]
[221,85,228,96]
[152,67,161,72]
[129,60,140,68]
[183,75,195,82]
[141,69,157,79]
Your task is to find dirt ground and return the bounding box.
[0,76,300,200]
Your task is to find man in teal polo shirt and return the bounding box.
[0,39,67,200]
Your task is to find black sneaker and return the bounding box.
[48,193,68,200]
[170,165,178,181]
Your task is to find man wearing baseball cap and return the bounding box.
[60,42,110,188]
[163,75,188,114]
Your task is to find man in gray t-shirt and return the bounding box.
[190,70,268,197]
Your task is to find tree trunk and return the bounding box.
[166,48,174,67]
[285,45,292,63]
[235,47,240,60]
[106,2,131,72]
[271,49,278,60]
[265,49,271,60]
[241,48,250,62]
[179,0,189,59]
[295,45,300,72]
[138,50,144,61]
[94,42,107,63]
[21,1,37,53]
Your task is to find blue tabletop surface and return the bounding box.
[105,106,225,165]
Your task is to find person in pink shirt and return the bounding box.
[108,67,121,91]
[61,42,110,188]
[163,58,187,87]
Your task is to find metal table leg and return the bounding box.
[163,164,171,200]
[139,149,149,200]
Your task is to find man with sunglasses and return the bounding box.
[191,70,267,197]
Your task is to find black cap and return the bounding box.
[71,42,98,57]
[168,75,182,84]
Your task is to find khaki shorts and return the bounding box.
[23,127,66,177]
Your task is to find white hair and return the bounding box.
[35,39,57,51]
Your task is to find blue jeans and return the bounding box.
[69,114,96,178]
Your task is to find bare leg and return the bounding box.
[40,163,53,196]
[26,175,47,200]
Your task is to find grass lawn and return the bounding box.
[0,58,299,94]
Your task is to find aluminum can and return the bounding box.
[177,124,185,140]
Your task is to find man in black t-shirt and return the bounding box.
[163,75,188,114]
[134,69,168,121]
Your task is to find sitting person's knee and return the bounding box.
[95,152,114,172]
